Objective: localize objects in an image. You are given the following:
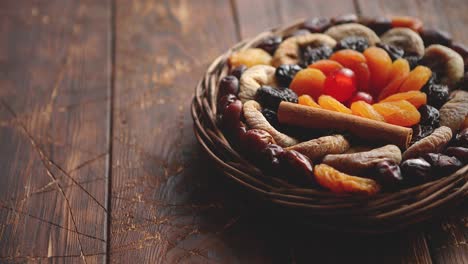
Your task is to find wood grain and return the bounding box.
[0,0,111,263]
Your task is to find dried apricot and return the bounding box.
[318,95,352,114]
[330,49,370,92]
[229,48,272,67]
[399,66,432,92]
[290,68,326,99]
[363,47,392,96]
[380,91,427,108]
[350,101,385,121]
[308,60,343,76]
[373,100,421,127]
[391,16,423,32]
[298,94,322,108]
[378,58,410,100]
[314,164,380,195]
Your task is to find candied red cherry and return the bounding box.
[322,68,357,102]
[348,91,374,105]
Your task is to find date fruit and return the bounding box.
[240,129,275,156]
[230,65,247,79]
[445,147,468,163]
[280,150,315,185]
[373,160,403,190]
[219,75,239,97]
[423,153,463,176]
[400,158,433,185]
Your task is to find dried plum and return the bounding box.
[361,17,392,35]
[423,153,463,176]
[301,17,331,33]
[257,36,282,55]
[230,65,247,79]
[218,75,239,97]
[261,108,280,128]
[334,36,369,53]
[256,86,298,111]
[275,64,303,87]
[279,150,315,185]
[373,160,403,190]
[421,83,449,109]
[410,125,434,145]
[401,158,433,185]
[300,45,333,67]
[376,43,404,60]
[419,105,440,127]
[445,147,468,163]
[421,28,452,46]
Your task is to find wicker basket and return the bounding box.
[191,18,468,233]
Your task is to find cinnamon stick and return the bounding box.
[277,102,413,149]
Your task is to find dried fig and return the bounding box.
[439,90,468,133]
[322,145,402,175]
[403,126,452,160]
[239,65,277,103]
[421,44,464,86]
[229,48,272,68]
[286,134,350,161]
[324,23,380,46]
[272,33,337,67]
[380,28,425,56]
[243,100,299,147]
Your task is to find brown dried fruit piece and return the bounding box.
[403,126,452,160]
[325,23,380,46]
[380,28,425,57]
[286,135,350,161]
[243,100,299,147]
[239,65,277,102]
[322,145,402,175]
[314,164,380,195]
[229,48,272,67]
[439,90,468,133]
[421,45,464,86]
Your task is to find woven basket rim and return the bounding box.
[191,17,468,233]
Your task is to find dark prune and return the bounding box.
[221,99,243,132]
[360,17,392,35]
[275,64,303,87]
[257,36,282,55]
[400,158,433,185]
[376,43,404,60]
[300,45,333,67]
[218,94,237,112]
[410,125,434,145]
[451,42,468,71]
[423,153,463,176]
[421,83,449,109]
[332,14,358,25]
[419,105,440,127]
[285,29,310,39]
[279,150,314,185]
[404,54,421,70]
[218,75,239,97]
[445,147,468,163]
[454,128,468,148]
[256,86,298,111]
[261,108,280,128]
[421,28,452,47]
[301,17,331,33]
[373,160,403,190]
[259,144,285,174]
[334,36,369,53]
[240,129,275,157]
[230,65,247,79]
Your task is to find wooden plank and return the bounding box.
[0,0,111,263]
[111,1,281,263]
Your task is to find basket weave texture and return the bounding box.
[190,18,468,233]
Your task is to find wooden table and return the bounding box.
[0,0,467,263]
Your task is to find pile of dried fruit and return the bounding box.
[218,15,468,195]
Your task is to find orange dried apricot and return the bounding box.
[391,16,423,32]
[363,47,392,96]
[399,66,432,92]
[298,94,322,108]
[330,49,370,92]
[380,91,427,108]
[290,68,326,99]
[314,164,380,195]
[350,101,385,121]
[378,58,410,100]
[308,60,343,76]
[229,48,272,67]
[373,100,421,127]
[318,95,352,114]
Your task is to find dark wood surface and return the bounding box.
[0,0,466,263]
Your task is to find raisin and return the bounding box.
[454,128,468,148]
[230,65,247,79]
[361,17,392,35]
[423,153,463,176]
[256,36,283,55]
[218,75,239,97]
[445,147,468,163]
[300,45,333,67]
[421,83,449,109]
[376,43,404,60]
[403,54,421,70]
[373,160,403,190]
[419,105,440,127]
[332,13,358,25]
[421,28,452,46]
[259,144,285,174]
[334,36,370,53]
[256,86,298,111]
[301,17,331,33]
[261,108,280,128]
[275,64,303,87]
[411,125,434,145]
[279,150,315,185]
[240,129,275,158]
[400,158,433,185]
